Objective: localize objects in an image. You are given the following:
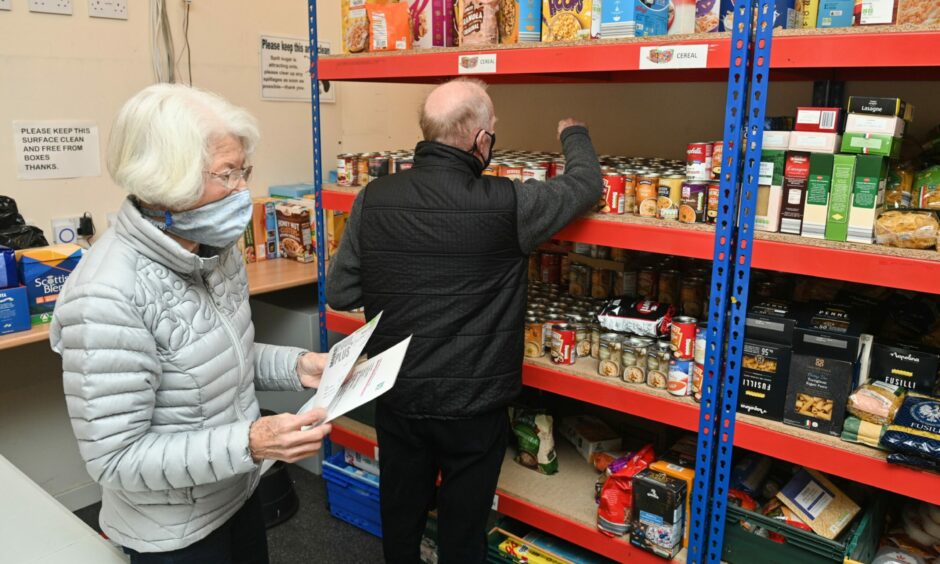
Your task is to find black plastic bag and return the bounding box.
[0,196,22,230]
[0,225,49,250]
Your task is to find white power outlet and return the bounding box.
[0,1,12,12]
[89,0,127,20]
[29,0,73,15]
[51,217,81,244]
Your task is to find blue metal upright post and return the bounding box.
[307,0,329,353]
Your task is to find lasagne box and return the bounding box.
[824,154,856,242]
[854,0,898,24]
[847,155,888,244]
[794,302,867,363]
[784,353,854,436]
[757,150,786,233]
[787,131,841,154]
[795,107,842,133]
[845,114,906,137]
[763,131,792,151]
[746,299,799,345]
[649,459,695,548]
[0,285,30,336]
[847,96,914,121]
[817,0,854,26]
[841,133,903,159]
[16,244,83,325]
[781,152,811,235]
[801,153,834,239]
[738,339,793,422]
[558,415,622,464]
[777,469,861,540]
[631,469,686,560]
[870,341,940,394]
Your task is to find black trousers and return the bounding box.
[376,402,509,564]
[122,489,269,564]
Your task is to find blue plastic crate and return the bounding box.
[322,452,382,538]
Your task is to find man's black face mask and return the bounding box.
[469,129,496,173]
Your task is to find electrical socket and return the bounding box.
[0,1,12,12]
[51,217,81,244]
[28,0,73,15]
[89,0,127,20]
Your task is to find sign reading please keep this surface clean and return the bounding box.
[12,120,101,180]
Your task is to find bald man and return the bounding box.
[327,78,602,563]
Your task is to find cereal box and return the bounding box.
[410,0,457,48]
[817,0,854,27]
[498,0,542,43]
[0,285,30,336]
[16,244,83,324]
[342,0,373,54]
[275,202,315,264]
[637,0,669,36]
[541,0,600,42]
[669,0,696,34]
[600,0,638,37]
[799,0,820,27]
[854,0,898,24]
[696,0,720,32]
[897,0,940,24]
[719,0,798,31]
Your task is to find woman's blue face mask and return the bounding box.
[144,189,253,249]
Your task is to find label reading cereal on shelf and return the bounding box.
[639,45,709,70]
[458,53,498,74]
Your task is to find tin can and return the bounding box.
[396,158,414,173]
[657,175,685,221]
[647,342,671,389]
[670,316,698,360]
[552,158,566,177]
[551,324,577,365]
[668,360,693,396]
[706,181,721,223]
[692,363,704,402]
[610,248,629,263]
[680,277,706,318]
[636,173,660,217]
[573,242,592,256]
[575,323,592,359]
[686,142,713,182]
[543,315,566,352]
[711,141,723,180]
[523,166,548,182]
[601,169,626,215]
[539,253,562,285]
[358,153,372,184]
[560,255,570,286]
[694,323,707,364]
[621,169,637,214]
[679,183,707,224]
[500,163,524,181]
[637,266,659,300]
[528,255,539,282]
[590,323,602,359]
[658,269,680,306]
[591,269,612,299]
[614,270,638,298]
[525,317,545,358]
[337,153,358,186]
[569,263,592,298]
[368,155,390,180]
[598,333,623,378]
[590,245,611,260]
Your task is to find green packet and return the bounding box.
[510,407,558,475]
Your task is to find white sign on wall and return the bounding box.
[260,35,335,103]
[12,120,101,180]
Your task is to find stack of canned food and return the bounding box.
[526,243,714,402]
[336,150,415,187]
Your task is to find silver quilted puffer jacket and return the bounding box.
[50,197,308,553]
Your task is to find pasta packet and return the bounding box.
[847,381,905,425]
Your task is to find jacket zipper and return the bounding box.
[202,273,247,422]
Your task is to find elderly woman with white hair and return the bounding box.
[50,83,332,564]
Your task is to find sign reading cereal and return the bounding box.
[541,0,600,42]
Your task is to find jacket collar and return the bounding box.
[414,140,485,177]
[115,197,222,275]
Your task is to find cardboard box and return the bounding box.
[631,469,687,560]
[817,0,854,26]
[795,107,842,133]
[844,114,906,137]
[668,0,696,34]
[870,342,940,394]
[794,302,867,363]
[784,353,854,436]
[269,183,316,199]
[841,133,902,158]
[847,96,914,121]
[16,244,83,325]
[719,0,798,31]
[275,202,315,264]
[746,299,799,345]
[412,0,457,47]
[344,449,380,476]
[0,246,16,289]
[757,150,786,233]
[558,415,622,464]
[847,155,888,244]
[738,339,793,422]
[600,0,638,38]
[801,153,835,239]
[342,0,396,54]
[763,131,792,151]
[695,0,720,32]
[824,154,856,242]
[542,0,601,41]
[781,152,811,235]
[0,285,30,336]
[854,0,898,24]
[649,459,695,548]
[787,131,841,154]
[777,469,861,540]
[799,0,820,26]
[636,0,670,36]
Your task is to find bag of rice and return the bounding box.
[510,407,558,475]
[881,393,940,463]
[847,381,905,425]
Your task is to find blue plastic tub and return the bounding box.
[322,451,382,538]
